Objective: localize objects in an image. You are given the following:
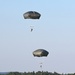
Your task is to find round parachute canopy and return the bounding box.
[33,49,49,57]
[23,11,41,19]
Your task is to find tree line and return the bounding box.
[0,71,75,75]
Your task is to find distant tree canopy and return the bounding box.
[0,71,75,75]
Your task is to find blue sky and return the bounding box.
[0,0,75,73]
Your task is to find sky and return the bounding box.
[0,0,75,74]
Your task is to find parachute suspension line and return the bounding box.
[40,62,43,72]
[30,26,34,32]
[40,63,42,71]
[40,62,43,75]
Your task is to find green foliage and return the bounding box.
[7,72,21,75]
[5,71,75,75]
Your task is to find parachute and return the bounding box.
[33,49,49,71]
[23,11,41,19]
[23,11,41,32]
[33,49,49,57]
